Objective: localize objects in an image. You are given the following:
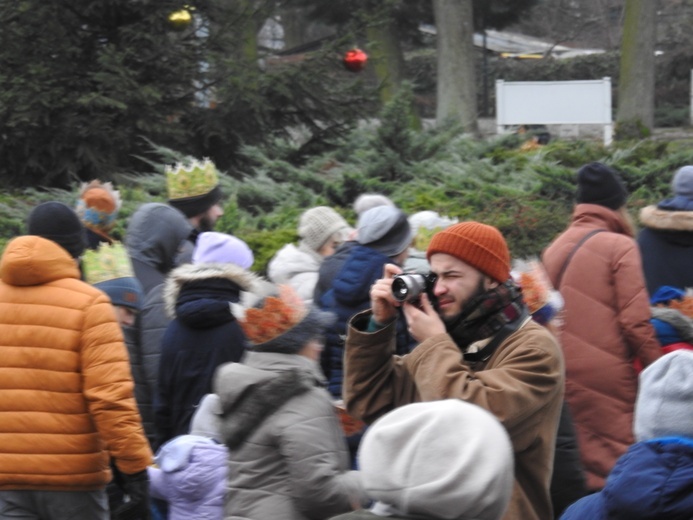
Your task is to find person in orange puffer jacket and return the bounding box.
[0,202,153,520]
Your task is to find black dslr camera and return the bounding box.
[391,272,438,305]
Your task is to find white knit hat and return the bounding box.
[634,350,693,442]
[353,193,395,215]
[359,400,514,520]
[189,394,222,442]
[297,206,350,252]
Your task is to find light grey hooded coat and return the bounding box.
[214,351,365,520]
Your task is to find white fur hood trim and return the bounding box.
[163,263,264,317]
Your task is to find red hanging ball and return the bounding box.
[343,48,368,72]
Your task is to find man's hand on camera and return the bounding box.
[402,293,446,342]
[370,263,403,325]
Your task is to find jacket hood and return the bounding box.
[125,203,193,274]
[155,435,219,473]
[163,262,261,318]
[0,236,80,286]
[214,352,324,449]
[577,439,693,519]
[151,435,227,507]
[572,203,633,237]
[267,243,322,283]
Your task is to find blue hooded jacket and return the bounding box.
[319,245,414,398]
[560,437,693,519]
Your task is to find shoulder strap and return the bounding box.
[555,229,605,289]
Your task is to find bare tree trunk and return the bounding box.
[365,22,405,105]
[433,0,478,134]
[616,0,656,136]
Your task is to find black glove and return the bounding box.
[113,470,151,520]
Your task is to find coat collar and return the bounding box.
[572,203,632,236]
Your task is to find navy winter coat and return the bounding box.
[638,203,693,296]
[155,263,257,448]
[560,437,693,519]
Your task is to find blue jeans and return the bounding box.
[0,490,108,520]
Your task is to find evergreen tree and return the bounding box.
[293,0,539,114]
[0,0,374,187]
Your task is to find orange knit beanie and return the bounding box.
[426,222,510,283]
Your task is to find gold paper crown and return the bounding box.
[239,285,307,345]
[165,157,219,200]
[82,242,136,285]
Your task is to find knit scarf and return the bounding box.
[445,279,526,352]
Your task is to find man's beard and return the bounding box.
[198,214,216,232]
[442,274,488,328]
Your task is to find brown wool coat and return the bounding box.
[542,204,661,490]
[0,236,152,490]
[343,312,564,520]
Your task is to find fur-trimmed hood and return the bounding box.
[640,205,693,232]
[214,352,325,449]
[163,262,263,318]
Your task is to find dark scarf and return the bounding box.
[445,279,527,352]
[175,278,241,327]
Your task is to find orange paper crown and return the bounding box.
[659,294,693,319]
[513,258,552,314]
[240,285,307,345]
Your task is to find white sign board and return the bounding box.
[496,77,613,145]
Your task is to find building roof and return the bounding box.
[419,25,604,59]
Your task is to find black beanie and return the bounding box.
[27,201,87,258]
[576,162,628,210]
[168,185,222,219]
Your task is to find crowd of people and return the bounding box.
[1,156,692,520]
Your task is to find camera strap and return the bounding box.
[463,307,530,363]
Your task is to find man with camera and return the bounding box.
[343,221,564,520]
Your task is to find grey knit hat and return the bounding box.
[672,166,693,199]
[298,206,350,252]
[94,277,144,311]
[634,350,693,442]
[357,206,413,257]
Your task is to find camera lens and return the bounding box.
[392,278,409,301]
[392,274,427,302]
